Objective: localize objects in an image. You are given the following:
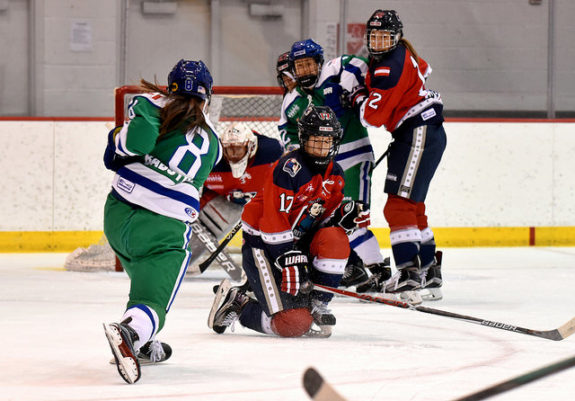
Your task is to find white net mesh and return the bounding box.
[65,86,283,272]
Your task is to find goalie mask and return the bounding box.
[167,59,213,102]
[366,10,403,57]
[220,122,257,178]
[298,105,342,168]
[289,39,324,90]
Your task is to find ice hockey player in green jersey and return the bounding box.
[102,59,222,384]
[279,39,390,295]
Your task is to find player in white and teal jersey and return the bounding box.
[278,39,390,294]
[102,59,221,384]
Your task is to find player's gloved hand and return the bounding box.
[332,201,371,233]
[103,126,138,171]
[274,250,310,296]
[341,85,368,110]
[226,190,255,205]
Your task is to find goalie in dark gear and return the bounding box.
[209,105,364,338]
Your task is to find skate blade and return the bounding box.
[420,287,443,301]
[207,279,231,330]
[305,323,332,338]
[103,323,141,384]
[399,290,423,305]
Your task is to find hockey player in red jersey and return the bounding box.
[352,10,447,300]
[208,105,370,337]
[188,122,283,280]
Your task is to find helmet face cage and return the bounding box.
[366,10,403,57]
[298,106,342,167]
[167,59,213,101]
[289,39,324,89]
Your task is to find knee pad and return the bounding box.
[271,308,313,337]
[384,195,418,230]
[310,226,350,259]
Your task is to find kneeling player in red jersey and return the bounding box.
[208,105,370,338]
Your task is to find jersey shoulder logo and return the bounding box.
[282,157,302,177]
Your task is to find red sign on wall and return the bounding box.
[346,23,366,55]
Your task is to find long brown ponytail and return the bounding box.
[140,78,207,136]
[400,38,419,64]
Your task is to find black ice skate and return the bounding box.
[108,339,172,366]
[208,279,249,334]
[356,258,392,293]
[340,261,369,288]
[138,339,172,364]
[383,258,423,305]
[421,251,443,301]
[306,298,336,338]
[103,320,141,384]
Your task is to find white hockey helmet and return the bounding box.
[220,122,257,178]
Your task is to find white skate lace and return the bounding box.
[383,271,400,293]
[148,339,166,363]
[311,300,331,316]
[221,312,239,332]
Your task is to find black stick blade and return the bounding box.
[303,367,348,401]
[303,367,323,398]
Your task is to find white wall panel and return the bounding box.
[0,121,54,230]
[52,121,113,231]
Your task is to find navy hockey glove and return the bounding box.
[341,85,368,110]
[103,127,141,171]
[275,250,310,296]
[332,201,371,233]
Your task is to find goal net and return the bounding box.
[64,86,284,272]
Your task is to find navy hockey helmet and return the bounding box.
[167,59,213,101]
[298,105,342,167]
[289,39,324,89]
[366,10,403,57]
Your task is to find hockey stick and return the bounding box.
[453,354,575,401]
[303,367,348,401]
[313,284,575,341]
[199,221,242,273]
[373,143,392,169]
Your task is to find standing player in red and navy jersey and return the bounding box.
[352,10,447,300]
[187,122,283,280]
[208,105,369,338]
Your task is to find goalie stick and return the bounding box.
[303,367,348,401]
[453,353,575,401]
[199,221,242,273]
[313,284,575,341]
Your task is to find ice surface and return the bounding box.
[1,248,575,401]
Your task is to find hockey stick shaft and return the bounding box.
[453,354,575,401]
[199,221,242,273]
[373,144,391,169]
[313,284,575,341]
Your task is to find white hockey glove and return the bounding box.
[274,250,310,296]
[331,201,371,233]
